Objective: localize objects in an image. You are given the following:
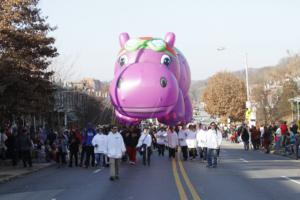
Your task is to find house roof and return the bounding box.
[289,96,300,103]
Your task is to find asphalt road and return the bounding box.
[0,142,300,200]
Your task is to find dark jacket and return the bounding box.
[17,134,32,151]
[69,134,80,152]
[291,124,298,134]
[263,126,273,143]
[121,129,131,146]
[241,127,249,142]
[126,134,139,147]
[47,132,57,146]
[55,134,68,153]
[250,127,260,141]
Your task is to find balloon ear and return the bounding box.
[164,32,176,48]
[119,32,130,48]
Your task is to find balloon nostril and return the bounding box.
[160,77,167,88]
[117,78,123,89]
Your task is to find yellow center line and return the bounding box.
[172,158,188,200]
[178,158,202,200]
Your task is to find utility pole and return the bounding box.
[244,53,250,101]
[217,48,255,125]
[217,48,250,101]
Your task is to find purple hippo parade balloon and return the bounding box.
[109,32,192,125]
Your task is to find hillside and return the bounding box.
[189,67,269,103]
[190,54,300,102]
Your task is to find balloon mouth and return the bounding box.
[117,105,174,114]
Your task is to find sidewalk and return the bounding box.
[270,149,299,160]
[0,161,54,184]
[226,140,299,160]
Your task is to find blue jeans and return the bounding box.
[275,137,281,151]
[243,142,249,151]
[198,147,207,160]
[95,153,106,167]
[207,149,218,167]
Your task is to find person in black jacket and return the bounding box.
[5,132,17,166]
[54,131,68,167]
[46,129,57,146]
[69,131,80,167]
[150,127,157,150]
[126,128,139,165]
[121,127,130,162]
[263,125,273,154]
[17,128,33,167]
[240,124,250,151]
[291,122,298,135]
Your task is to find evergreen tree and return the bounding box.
[0,0,58,120]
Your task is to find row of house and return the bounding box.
[53,78,110,128]
[289,96,300,121]
[250,75,300,122]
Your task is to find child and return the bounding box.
[289,131,296,155]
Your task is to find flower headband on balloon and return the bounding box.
[118,38,177,57]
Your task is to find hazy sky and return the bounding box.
[39,0,300,81]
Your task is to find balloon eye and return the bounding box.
[161,55,171,67]
[119,55,128,67]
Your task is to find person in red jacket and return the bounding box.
[280,121,288,148]
[75,129,82,144]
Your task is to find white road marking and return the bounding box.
[240,158,249,163]
[225,159,298,163]
[93,169,102,174]
[281,176,300,185]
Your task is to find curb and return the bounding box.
[271,151,299,160]
[259,149,299,160]
[0,163,55,184]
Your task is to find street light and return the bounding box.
[217,48,255,125]
[216,48,250,102]
[244,53,250,102]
